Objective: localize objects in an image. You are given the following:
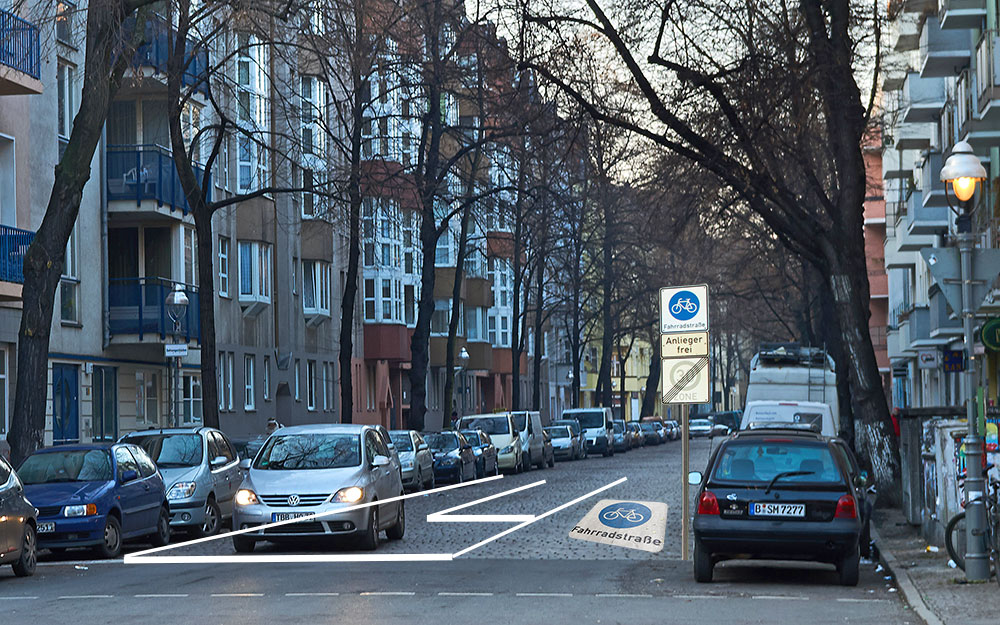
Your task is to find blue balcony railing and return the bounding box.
[108,277,200,342]
[132,15,209,96]
[106,144,211,214]
[0,7,40,79]
[0,225,34,284]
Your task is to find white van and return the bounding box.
[509,411,546,470]
[740,400,839,437]
[561,408,615,457]
[458,413,523,473]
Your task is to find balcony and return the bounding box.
[919,17,972,78]
[901,72,946,123]
[882,145,918,179]
[130,15,209,96]
[939,0,986,30]
[976,31,1000,123]
[106,145,211,217]
[891,12,921,52]
[108,278,200,343]
[929,286,962,338]
[891,121,935,150]
[887,326,906,361]
[0,225,33,300]
[901,0,937,12]
[918,151,948,209]
[0,7,41,95]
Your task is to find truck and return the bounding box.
[741,343,840,436]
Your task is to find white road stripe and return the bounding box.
[428,480,546,523]
[438,592,494,596]
[58,595,113,599]
[360,591,416,596]
[596,593,652,598]
[134,594,189,598]
[672,594,726,600]
[126,553,453,564]
[516,592,573,597]
[751,595,809,601]
[836,598,888,603]
[210,593,264,597]
[285,592,340,597]
[0,596,38,600]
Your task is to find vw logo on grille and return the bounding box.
[287,495,300,506]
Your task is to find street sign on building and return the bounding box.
[661,332,709,358]
[659,285,709,334]
[917,350,940,369]
[981,318,1000,352]
[165,344,189,358]
[943,350,965,372]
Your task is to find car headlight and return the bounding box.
[501,445,515,454]
[332,486,364,503]
[167,481,198,500]
[401,460,414,469]
[63,504,97,517]
[235,489,259,506]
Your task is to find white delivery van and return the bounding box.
[509,411,546,470]
[744,344,839,427]
[562,408,615,457]
[740,400,839,437]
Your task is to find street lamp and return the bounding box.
[940,140,990,582]
[455,347,470,422]
[165,285,189,428]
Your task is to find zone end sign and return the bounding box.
[659,285,709,334]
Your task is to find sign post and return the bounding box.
[659,284,709,561]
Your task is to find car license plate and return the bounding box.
[271,512,314,523]
[37,522,56,533]
[749,503,805,517]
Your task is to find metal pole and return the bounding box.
[958,225,989,581]
[681,403,690,561]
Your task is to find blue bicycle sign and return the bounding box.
[598,502,652,529]
[668,290,700,321]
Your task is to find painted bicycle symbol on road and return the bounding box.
[601,508,646,523]
[598,502,652,529]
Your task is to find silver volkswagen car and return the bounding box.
[231,424,405,551]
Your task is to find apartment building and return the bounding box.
[0,6,348,452]
[880,2,998,412]
[864,137,891,397]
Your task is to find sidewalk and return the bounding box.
[873,507,997,625]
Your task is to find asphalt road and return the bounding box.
[1,438,919,624]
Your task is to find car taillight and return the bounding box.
[835,494,857,519]
[697,491,720,515]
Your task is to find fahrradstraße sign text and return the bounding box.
[568,499,668,553]
[659,285,709,334]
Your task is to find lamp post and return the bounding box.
[940,140,990,582]
[165,285,189,428]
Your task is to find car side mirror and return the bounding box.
[239,458,252,470]
[853,474,868,489]
[211,455,228,468]
[372,455,391,467]
[418,443,429,451]
[687,471,703,485]
[121,469,139,483]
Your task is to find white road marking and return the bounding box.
[672,594,726,600]
[836,598,888,603]
[359,591,416,596]
[39,559,121,566]
[285,592,341,597]
[0,596,38,600]
[596,593,652,598]
[516,592,573,597]
[134,594,189,598]
[58,595,114,599]
[127,553,454,564]
[438,592,494,596]
[210,593,265,597]
[427,480,545,523]
[452,477,628,558]
[751,595,809,601]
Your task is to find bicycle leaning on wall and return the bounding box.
[944,462,1000,584]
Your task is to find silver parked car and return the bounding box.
[121,427,242,536]
[390,429,434,491]
[231,424,405,551]
[0,454,37,576]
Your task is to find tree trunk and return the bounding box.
[339,95,365,424]
[8,4,146,465]
[597,188,614,407]
[531,243,545,412]
[443,201,473,422]
[511,148,527,411]
[640,327,660,418]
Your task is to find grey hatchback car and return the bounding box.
[232,424,405,551]
[121,428,242,536]
[0,454,37,576]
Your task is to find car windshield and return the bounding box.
[711,441,843,485]
[553,420,580,434]
[253,434,361,470]
[126,434,203,468]
[691,419,712,427]
[546,426,571,438]
[425,433,459,452]
[19,450,113,484]
[613,422,624,433]
[511,414,527,431]
[389,433,413,451]
[566,411,604,428]
[460,416,510,435]
[461,431,482,445]
[640,422,656,431]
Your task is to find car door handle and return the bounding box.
[143,484,150,490]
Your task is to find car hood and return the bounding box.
[552,437,571,444]
[397,451,415,462]
[158,465,203,487]
[24,481,114,507]
[247,466,366,494]
[583,427,607,438]
[491,434,516,449]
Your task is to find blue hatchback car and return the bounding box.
[18,443,171,558]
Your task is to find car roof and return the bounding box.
[33,443,115,453]
[271,424,368,435]
[123,427,213,436]
[729,428,830,442]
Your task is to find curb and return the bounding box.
[871,524,945,625]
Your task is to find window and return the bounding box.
[300,75,325,157]
[303,260,331,316]
[404,285,415,326]
[135,370,158,427]
[465,307,482,341]
[322,363,330,411]
[263,356,270,401]
[294,359,301,400]
[307,360,317,410]
[56,1,75,46]
[431,299,450,335]
[238,241,272,304]
[182,227,198,286]
[302,169,321,218]
[501,317,509,347]
[227,352,234,410]
[382,279,392,321]
[218,236,230,296]
[235,33,270,191]
[364,279,376,321]
[217,352,225,410]
[60,226,79,323]
[244,354,255,410]
[182,374,203,424]
[181,103,202,164]
[57,63,75,158]
[0,349,7,436]
[488,315,496,345]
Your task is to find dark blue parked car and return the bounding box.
[18,443,171,558]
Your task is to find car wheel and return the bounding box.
[12,523,37,577]
[232,534,256,553]
[414,468,423,492]
[476,460,484,480]
[196,498,221,537]
[386,500,405,540]
[94,515,123,559]
[837,544,860,587]
[536,452,545,470]
[693,540,714,583]
[524,452,532,472]
[427,471,436,490]
[358,505,380,551]
[493,459,500,476]
[548,454,555,468]
[150,505,171,547]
